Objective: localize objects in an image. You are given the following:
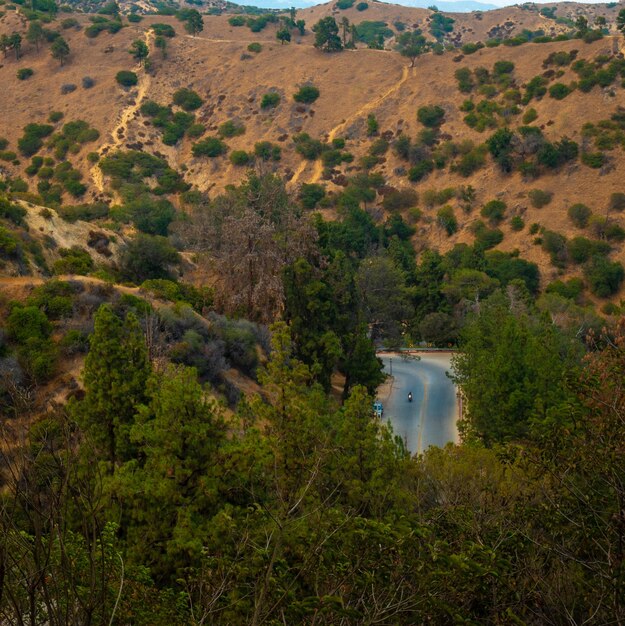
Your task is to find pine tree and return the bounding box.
[78,304,150,467]
[50,36,70,66]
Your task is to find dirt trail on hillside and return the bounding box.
[294,64,411,187]
[0,274,139,295]
[288,159,310,188]
[90,30,154,194]
[0,274,214,329]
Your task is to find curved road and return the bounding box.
[378,353,459,455]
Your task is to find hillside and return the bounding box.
[2,2,625,298]
[4,4,625,622]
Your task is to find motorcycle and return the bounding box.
[408,392,413,403]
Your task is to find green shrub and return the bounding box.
[356,2,368,10]
[455,68,474,93]
[186,123,205,138]
[17,68,33,80]
[528,189,553,208]
[510,215,525,231]
[461,42,482,55]
[589,216,625,242]
[472,221,504,250]
[151,23,175,37]
[126,196,176,235]
[218,120,245,138]
[549,83,572,99]
[382,188,418,212]
[228,16,246,26]
[7,305,52,343]
[230,150,251,166]
[293,133,323,160]
[121,233,181,283]
[481,199,506,224]
[57,202,108,223]
[0,196,26,225]
[172,88,203,111]
[417,105,445,127]
[584,255,624,297]
[522,108,538,124]
[407,160,434,182]
[566,236,610,264]
[247,42,262,53]
[127,13,142,23]
[437,205,457,236]
[261,92,280,108]
[609,192,625,212]
[493,60,514,76]
[115,70,138,87]
[191,137,227,157]
[17,123,53,157]
[542,229,568,267]
[299,183,325,210]
[546,277,584,301]
[53,246,94,275]
[254,141,281,161]
[454,145,487,176]
[293,85,319,104]
[581,152,605,168]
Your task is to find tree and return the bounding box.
[0,34,10,58]
[295,19,305,35]
[575,15,588,35]
[180,8,203,35]
[419,311,458,346]
[396,29,428,67]
[10,32,22,60]
[26,21,44,52]
[175,173,316,323]
[129,38,149,65]
[155,34,167,58]
[618,9,625,36]
[451,289,578,444]
[355,254,411,344]
[77,304,151,467]
[276,27,291,44]
[313,17,343,52]
[340,16,350,46]
[121,233,181,283]
[50,36,70,66]
[118,364,226,578]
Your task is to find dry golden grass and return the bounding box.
[1,3,625,291]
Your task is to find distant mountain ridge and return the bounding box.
[232,0,506,12]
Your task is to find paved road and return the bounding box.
[378,353,459,455]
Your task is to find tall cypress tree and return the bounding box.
[79,304,150,467]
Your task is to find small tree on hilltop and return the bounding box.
[51,36,70,66]
[180,8,204,36]
[155,34,167,58]
[575,15,588,36]
[277,27,291,44]
[26,22,45,53]
[10,32,22,60]
[618,9,625,37]
[313,17,343,52]
[129,39,149,66]
[396,29,428,66]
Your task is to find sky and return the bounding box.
[488,0,606,4]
